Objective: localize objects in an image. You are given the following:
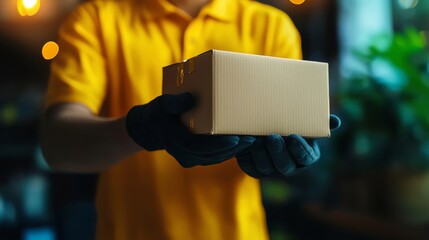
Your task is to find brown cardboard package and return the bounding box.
[163,50,331,137]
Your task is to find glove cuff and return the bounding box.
[126,105,163,151]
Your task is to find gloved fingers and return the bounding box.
[236,153,264,178]
[168,150,226,168]
[176,136,255,164]
[197,136,257,165]
[250,139,275,175]
[169,121,243,154]
[155,92,195,115]
[306,138,320,159]
[330,114,341,131]
[168,136,256,167]
[285,134,320,167]
[265,134,296,176]
[167,147,225,168]
[166,148,200,168]
[174,134,242,154]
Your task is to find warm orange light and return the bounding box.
[17,0,40,16]
[290,0,306,5]
[42,41,59,60]
[23,0,37,8]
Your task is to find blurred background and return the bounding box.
[1,0,429,239]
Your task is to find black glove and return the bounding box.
[236,115,341,178]
[126,93,255,167]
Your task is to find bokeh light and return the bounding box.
[398,0,419,9]
[289,0,306,5]
[23,0,37,9]
[17,0,40,17]
[42,41,59,60]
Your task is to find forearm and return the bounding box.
[41,104,142,173]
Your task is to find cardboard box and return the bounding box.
[162,50,331,137]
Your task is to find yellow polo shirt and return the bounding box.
[45,0,302,239]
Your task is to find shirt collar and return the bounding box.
[136,0,238,22]
[201,0,237,22]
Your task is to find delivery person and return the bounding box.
[41,0,341,239]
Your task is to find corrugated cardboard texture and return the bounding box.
[213,50,330,137]
[163,50,330,137]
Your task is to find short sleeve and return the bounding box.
[44,2,107,114]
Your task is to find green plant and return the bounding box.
[335,28,429,171]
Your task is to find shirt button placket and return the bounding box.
[183,20,200,59]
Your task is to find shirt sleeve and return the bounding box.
[44,2,107,114]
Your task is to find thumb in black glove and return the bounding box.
[236,115,341,178]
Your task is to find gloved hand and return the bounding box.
[126,92,255,167]
[236,115,341,178]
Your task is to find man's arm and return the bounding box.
[41,93,256,173]
[41,102,141,173]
